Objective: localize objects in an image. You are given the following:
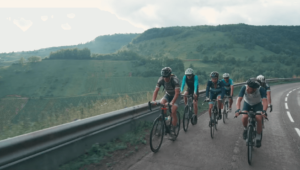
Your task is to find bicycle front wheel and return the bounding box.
[247,126,254,165]
[214,108,218,131]
[223,108,226,124]
[183,105,189,132]
[225,101,229,119]
[150,116,164,153]
[174,111,181,137]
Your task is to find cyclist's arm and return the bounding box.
[230,85,234,96]
[152,87,159,101]
[267,90,272,104]
[236,86,246,109]
[236,97,243,110]
[180,75,187,93]
[171,88,180,105]
[260,87,268,111]
[194,75,199,94]
[205,81,210,98]
[220,82,225,99]
[262,98,268,111]
[230,79,234,96]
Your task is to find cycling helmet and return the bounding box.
[210,71,219,78]
[223,73,230,78]
[161,67,172,77]
[256,75,265,83]
[246,78,261,88]
[185,68,194,75]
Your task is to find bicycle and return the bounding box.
[234,109,268,165]
[148,101,181,153]
[222,96,232,123]
[203,99,219,139]
[182,94,196,132]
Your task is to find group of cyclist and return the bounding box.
[151,66,272,147]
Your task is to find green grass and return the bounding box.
[59,121,152,170]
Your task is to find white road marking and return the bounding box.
[285,97,287,102]
[285,103,289,109]
[287,111,294,122]
[287,93,289,97]
[289,91,292,93]
[295,128,300,137]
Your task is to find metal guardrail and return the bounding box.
[0,78,299,170]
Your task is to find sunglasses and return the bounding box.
[224,77,229,79]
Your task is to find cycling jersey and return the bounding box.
[180,75,199,94]
[238,85,266,106]
[156,76,180,96]
[206,80,225,99]
[221,79,234,91]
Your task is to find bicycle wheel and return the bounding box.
[225,101,229,119]
[183,105,189,132]
[175,111,181,137]
[223,107,226,124]
[150,116,164,153]
[210,116,214,139]
[247,126,254,165]
[261,119,264,142]
[214,107,218,131]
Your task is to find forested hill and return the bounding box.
[125,24,300,59]
[0,33,139,62]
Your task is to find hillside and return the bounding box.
[0,33,139,65]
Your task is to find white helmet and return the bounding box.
[257,75,265,82]
[223,73,230,78]
[185,68,194,75]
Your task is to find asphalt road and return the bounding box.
[127,82,300,170]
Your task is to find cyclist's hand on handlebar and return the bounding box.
[234,109,241,118]
[262,110,268,119]
[268,104,273,112]
[193,93,197,99]
[151,101,157,105]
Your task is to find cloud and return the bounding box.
[41,15,48,21]
[13,18,33,32]
[67,13,75,18]
[51,15,54,19]
[6,17,11,21]
[61,23,71,30]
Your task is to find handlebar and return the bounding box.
[234,111,269,120]
[148,101,172,112]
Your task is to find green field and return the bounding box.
[1,24,300,140]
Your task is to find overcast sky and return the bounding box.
[1,0,300,53]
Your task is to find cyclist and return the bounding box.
[152,67,181,139]
[180,68,199,124]
[205,71,225,124]
[257,75,272,112]
[221,73,234,112]
[235,78,268,148]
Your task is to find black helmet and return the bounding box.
[246,78,261,88]
[210,71,219,78]
[161,67,172,77]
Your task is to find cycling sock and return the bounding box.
[244,127,247,130]
[256,133,262,140]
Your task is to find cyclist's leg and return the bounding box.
[242,101,250,139]
[160,94,169,117]
[254,103,263,134]
[217,94,222,118]
[209,92,217,122]
[183,91,188,105]
[171,95,181,126]
[228,89,233,109]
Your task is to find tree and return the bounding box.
[202,56,209,62]
[28,56,42,62]
[19,57,25,65]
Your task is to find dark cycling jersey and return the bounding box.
[180,75,199,94]
[221,79,234,91]
[238,85,266,106]
[206,80,225,99]
[156,76,180,96]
